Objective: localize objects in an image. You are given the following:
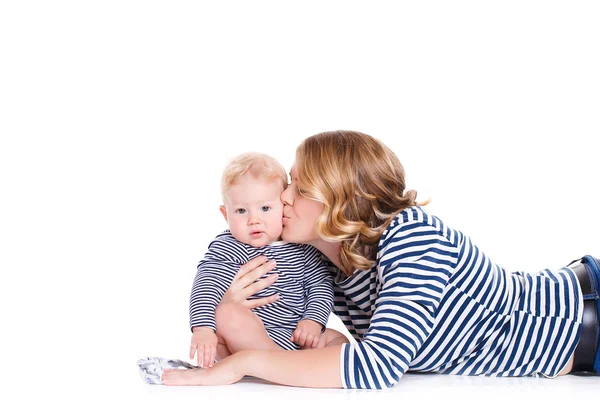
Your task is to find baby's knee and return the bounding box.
[215,303,247,332]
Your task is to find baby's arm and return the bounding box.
[189,327,219,368]
[291,319,324,348]
[291,245,335,348]
[189,234,246,367]
[189,261,230,368]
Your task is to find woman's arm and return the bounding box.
[162,344,344,388]
[163,248,344,387]
[245,345,343,387]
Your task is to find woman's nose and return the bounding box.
[281,185,294,206]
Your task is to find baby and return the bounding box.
[188,152,334,368]
[137,152,347,384]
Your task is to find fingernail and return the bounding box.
[268,260,276,266]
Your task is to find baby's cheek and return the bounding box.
[228,221,248,244]
[271,223,284,238]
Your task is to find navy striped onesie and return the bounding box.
[189,231,333,350]
[334,206,583,388]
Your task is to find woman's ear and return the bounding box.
[219,205,228,222]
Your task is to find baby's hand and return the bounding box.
[190,327,218,368]
[291,319,323,348]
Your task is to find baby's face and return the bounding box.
[222,176,284,247]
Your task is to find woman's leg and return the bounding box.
[558,355,574,375]
[215,303,283,355]
[564,255,600,376]
[584,255,600,375]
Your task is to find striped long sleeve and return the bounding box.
[189,238,244,331]
[340,221,457,388]
[333,206,583,389]
[301,245,334,328]
[189,231,335,346]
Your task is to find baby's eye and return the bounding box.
[235,208,247,214]
[261,206,271,212]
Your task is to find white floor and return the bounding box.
[5,305,599,399]
[130,373,599,400]
[9,361,597,400]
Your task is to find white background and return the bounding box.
[1,1,599,398]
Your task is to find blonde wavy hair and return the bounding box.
[296,130,428,276]
[221,152,287,203]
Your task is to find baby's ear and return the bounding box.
[219,205,228,222]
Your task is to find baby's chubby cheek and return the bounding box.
[274,224,284,238]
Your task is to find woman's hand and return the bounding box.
[162,353,246,386]
[220,255,279,308]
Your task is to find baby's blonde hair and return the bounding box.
[221,152,288,203]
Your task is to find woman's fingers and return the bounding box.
[237,260,277,291]
[222,257,276,305]
[242,272,278,299]
[233,255,268,280]
[163,356,245,386]
[221,256,278,307]
[226,257,263,297]
[233,261,277,301]
[245,293,280,309]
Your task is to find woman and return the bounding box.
[162,130,599,388]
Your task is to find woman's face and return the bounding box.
[280,163,324,244]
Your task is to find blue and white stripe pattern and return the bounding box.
[190,231,333,350]
[334,206,583,388]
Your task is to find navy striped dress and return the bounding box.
[189,231,333,350]
[333,206,583,389]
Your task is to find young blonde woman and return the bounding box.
[162,130,599,389]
